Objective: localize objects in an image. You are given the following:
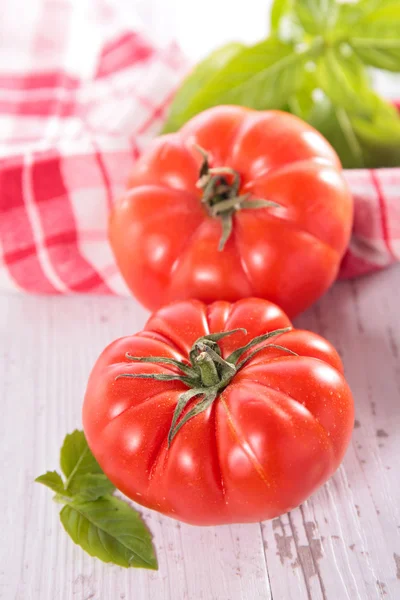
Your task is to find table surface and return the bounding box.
[1,264,400,600]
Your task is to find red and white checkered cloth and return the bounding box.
[0,0,187,295]
[0,0,399,296]
[341,168,400,278]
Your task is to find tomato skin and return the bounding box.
[83,298,354,526]
[109,106,353,317]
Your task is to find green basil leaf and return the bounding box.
[60,496,157,570]
[270,0,294,32]
[335,3,365,32]
[325,106,366,169]
[287,71,365,169]
[358,0,400,25]
[35,471,66,495]
[337,0,400,27]
[310,97,366,168]
[36,430,156,570]
[36,470,115,501]
[163,38,308,132]
[351,39,400,72]
[294,0,339,35]
[287,91,315,122]
[68,474,116,501]
[352,107,400,168]
[60,430,102,487]
[271,0,339,40]
[291,82,400,168]
[162,42,244,133]
[347,0,400,71]
[316,47,378,116]
[349,2,400,39]
[271,0,310,44]
[357,0,395,11]
[286,69,319,121]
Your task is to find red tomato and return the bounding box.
[83,298,354,526]
[109,106,353,317]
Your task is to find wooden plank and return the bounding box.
[178,522,271,600]
[262,513,325,600]
[293,267,400,600]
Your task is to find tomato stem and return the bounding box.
[116,327,296,446]
[194,145,281,250]
[195,351,221,387]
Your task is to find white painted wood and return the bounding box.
[1,266,400,600]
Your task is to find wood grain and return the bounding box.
[1,265,400,599]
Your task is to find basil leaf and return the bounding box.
[60,430,102,487]
[271,0,339,40]
[335,3,365,32]
[294,0,339,35]
[290,81,400,169]
[60,496,157,570]
[270,0,294,32]
[357,0,396,12]
[325,106,365,169]
[162,42,244,133]
[161,0,400,168]
[309,97,365,169]
[35,471,66,495]
[287,71,365,169]
[286,70,319,121]
[317,47,378,116]
[337,0,399,26]
[163,38,308,132]
[68,473,116,501]
[37,430,157,570]
[347,1,400,71]
[358,0,400,25]
[37,436,114,501]
[351,39,400,72]
[36,470,115,501]
[352,108,400,168]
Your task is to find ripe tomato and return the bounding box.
[83,298,354,525]
[109,106,353,317]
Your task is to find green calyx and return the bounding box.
[195,145,280,250]
[116,327,297,446]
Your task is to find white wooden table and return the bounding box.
[1,265,400,600]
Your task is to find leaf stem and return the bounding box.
[335,107,364,167]
[64,447,89,490]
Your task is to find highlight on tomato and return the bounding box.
[83,298,354,526]
[109,106,353,317]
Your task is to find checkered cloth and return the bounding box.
[0,0,186,294]
[341,168,400,279]
[0,1,399,295]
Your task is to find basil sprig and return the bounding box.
[163,0,400,169]
[36,430,157,570]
